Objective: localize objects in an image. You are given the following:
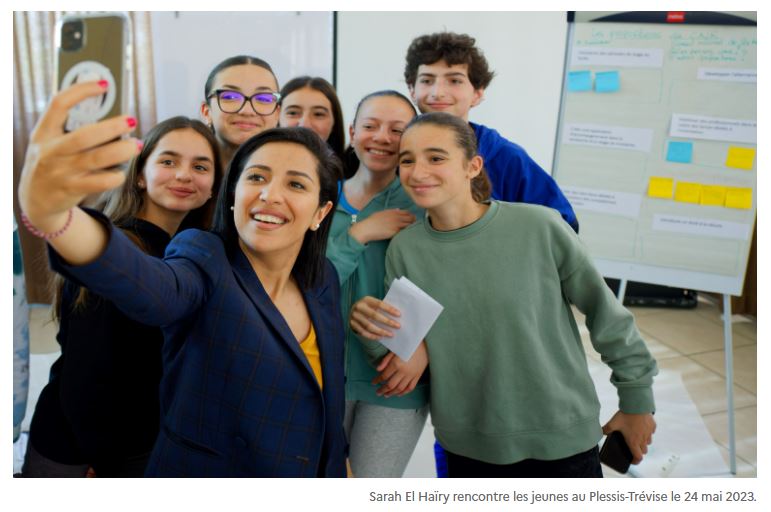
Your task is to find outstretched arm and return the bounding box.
[17,81,140,265]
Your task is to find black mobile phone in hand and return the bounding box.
[55,13,131,132]
[599,430,633,474]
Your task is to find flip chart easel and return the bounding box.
[554,11,757,475]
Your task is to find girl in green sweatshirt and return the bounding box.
[351,112,658,478]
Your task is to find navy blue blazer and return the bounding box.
[51,210,347,477]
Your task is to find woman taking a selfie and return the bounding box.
[19,81,347,477]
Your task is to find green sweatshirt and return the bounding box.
[326,177,428,409]
[367,200,657,464]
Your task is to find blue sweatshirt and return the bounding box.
[472,122,579,232]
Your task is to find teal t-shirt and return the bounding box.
[326,177,427,409]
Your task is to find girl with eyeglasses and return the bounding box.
[18,81,347,477]
[201,55,282,169]
[22,115,223,477]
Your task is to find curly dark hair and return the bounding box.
[404,32,495,90]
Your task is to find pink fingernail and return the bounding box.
[126,117,137,128]
[136,140,144,152]
[98,80,108,89]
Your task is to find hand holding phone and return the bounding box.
[599,430,633,474]
[56,13,131,132]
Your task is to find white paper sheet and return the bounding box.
[697,68,756,83]
[563,123,653,152]
[652,214,752,241]
[669,113,756,144]
[587,361,730,478]
[377,277,444,362]
[571,47,663,68]
[562,186,642,218]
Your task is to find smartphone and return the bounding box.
[55,13,131,132]
[599,430,633,474]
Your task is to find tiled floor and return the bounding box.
[18,294,756,477]
[578,295,757,477]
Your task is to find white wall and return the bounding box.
[149,11,569,171]
[151,12,334,121]
[336,12,568,171]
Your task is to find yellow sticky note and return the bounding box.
[700,185,727,206]
[674,182,702,203]
[725,146,755,170]
[725,187,753,209]
[648,177,674,199]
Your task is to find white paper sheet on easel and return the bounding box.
[377,277,443,361]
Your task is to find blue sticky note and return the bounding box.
[567,71,592,92]
[667,141,693,164]
[595,71,620,93]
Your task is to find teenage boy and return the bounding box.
[404,31,579,232]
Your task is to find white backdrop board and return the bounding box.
[151,11,334,121]
[335,12,567,170]
[552,11,757,296]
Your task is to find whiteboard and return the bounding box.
[552,12,757,296]
[151,12,334,121]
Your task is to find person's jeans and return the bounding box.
[445,445,603,478]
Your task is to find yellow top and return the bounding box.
[300,323,323,390]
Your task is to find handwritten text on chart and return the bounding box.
[670,114,756,144]
[652,215,752,241]
[670,33,756,63]
[563,124,653,152]
[571,47,663,68]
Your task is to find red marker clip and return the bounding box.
[667,12,685,23]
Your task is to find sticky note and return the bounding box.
[700,185,727,206]
[648,177,674,199]
[725,187,752,209]
[674,182,701,203]
[595,71,620,93]
[725,146,755,170]
[666,141,693,164]
[567,71,592,92]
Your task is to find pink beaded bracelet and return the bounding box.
[20,208,74,240]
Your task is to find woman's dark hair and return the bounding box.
[211,127,342,289]
[342,90,417,179]
[404,112,492,203]
[54,116,224,321]
[204,55,278,101]
[279,76,345,163]
[404,32,495,90]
